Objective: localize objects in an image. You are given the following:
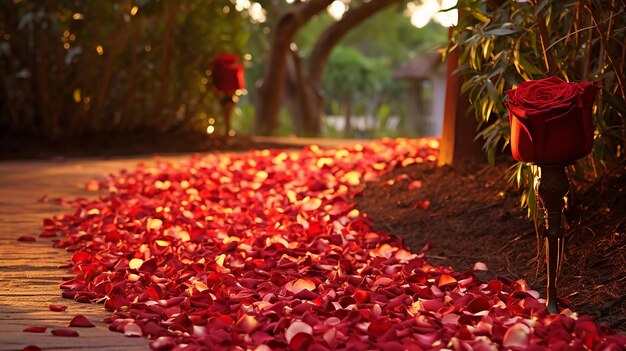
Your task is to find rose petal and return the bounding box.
[23,346,42,351]
[408,180,422,190]
[368,318,392,338]
[473,261,488,271]
[18,236,36,242]
[51,328,79,337]
[287,279,316,294]
[438,274,457,288]
[301,198,322,211]
[69,314,95,327]
[23,326,47,333]
[502,323,530,348]
[285,321,313,344]
[124,322,143,337]
[150,336,176,350]
[48,303,67,312]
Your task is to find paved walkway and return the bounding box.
[0,156,194,351]
[0,137,361,350]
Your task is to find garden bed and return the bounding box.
[356,160,626,333]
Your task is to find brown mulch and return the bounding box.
[355,160,626,333]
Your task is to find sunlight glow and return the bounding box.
[409,0,439,28]
[327,1,347,20]
[408,0,458,28]
[248,2,267,23]
[433,0,458,27]
[235,0,251,12]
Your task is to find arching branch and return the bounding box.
[254,0,333,136]
[307,0,402,89]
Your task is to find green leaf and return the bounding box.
[487,148,495,165]
[485,28,518,36]
[472,11,491,23]
[534,0,550,18]
[518,54,542,75]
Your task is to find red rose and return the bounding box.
[504,76,598,164]
[211,54,245,95]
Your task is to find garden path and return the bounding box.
[0,156,189,351]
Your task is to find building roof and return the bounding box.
[394,52,443,80]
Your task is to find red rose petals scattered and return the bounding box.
[49,303,68,312]
[123,322,143,337]
[473,261,488,271]
[18,236,36,242]
[285,321,313,344]
[51,328,79,337]
[408,180,422,190]
[39,138,626,350]
[69,314,95,327]
[22,326,47,333]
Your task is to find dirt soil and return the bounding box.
[355,160,626,333]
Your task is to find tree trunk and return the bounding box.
[121,16,142,132]
[343,94,352,137]
[254,0,333,136]
[283,50,306,134]
[438,27,484,166]
[299,0,401,135]
[153,0,176,131]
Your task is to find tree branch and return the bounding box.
[254,0,333,135]
[307,0,401,88]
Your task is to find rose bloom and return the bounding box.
[211,54,245,95]
[504,76,598,164]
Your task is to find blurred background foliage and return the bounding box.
[451,0,626,215]
[0,0,449,140]
[0,0,247,138]
[240,2,448,138]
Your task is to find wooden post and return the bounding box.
[438,27,486,166]
[536,164,569,314]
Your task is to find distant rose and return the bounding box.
[211,54,245,95]
[504,76,598,163]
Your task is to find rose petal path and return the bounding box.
[2,139,625,350]
[0,157,181,350]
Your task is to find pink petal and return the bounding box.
[408,180,423,190]
[301,198,322,211]
[69,314,95,327]
[502,323,530,349]
[150,336,176,350]
[124,322,143,337]
[473,261,488,271]
[287,279,316,294]
[236,315,259,333]
[289,332,314,350]
[285,321,313,344]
